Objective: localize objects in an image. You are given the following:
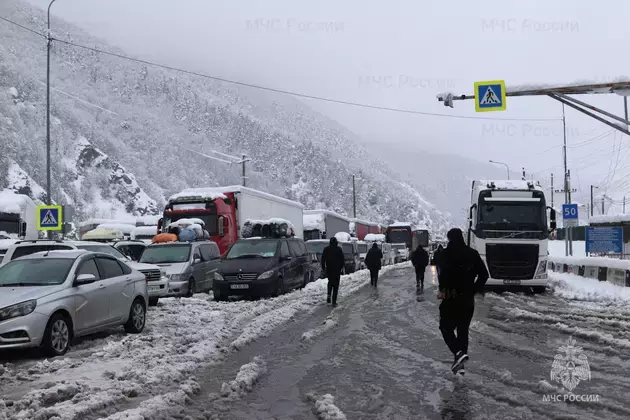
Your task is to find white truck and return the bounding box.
[467,180,556,293]
[303,209,350,240]
[0,189,37,240]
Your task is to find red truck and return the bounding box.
[158,186,304,256]
[350,218,381,240]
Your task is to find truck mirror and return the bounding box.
[549,208,556,221]
[218,217,225,237]
[550,220,557,231]
[20,222,27,236]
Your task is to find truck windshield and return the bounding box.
[163,205,217,236]
[478,201,545,230]
[140,244,191,263]
[357,243,368,253]
[0,213,20,235]
[341,243,353,255]
[226,240,278,259]
[306,242,327,254]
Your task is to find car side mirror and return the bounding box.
[75,273,96,286]
[282,255,292,261]
[193,256,202,264]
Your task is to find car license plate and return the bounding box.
[231,284,249,289]
[503,280,521,285]
[148,286,160,292]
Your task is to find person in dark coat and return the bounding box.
[321,237,345,306]
[433,244,444,282]
[436,228,489,375]
[364,243,383,287]
[411,246,429,288]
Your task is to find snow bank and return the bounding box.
[0,189,24,214]
[307,393,347,420]
[364,233,385,242]
[550,273,630,303]
[304,213,325,231]
[589,214,630,224]
[334,232,352,242]
[548,240,586,257]
[478,179,542,191]
[219,357,267,399]
[550,255,630,271]
[301,313,338,343]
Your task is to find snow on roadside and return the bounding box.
[307,393,348,420]
[219,356,267,399]
[302,313,338,343]
[549,273,630,303]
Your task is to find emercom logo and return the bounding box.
[543,337,600,402]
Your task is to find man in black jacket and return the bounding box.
[436,228,489,375]
[365,243,383,287]
[411,245,429,288]
[321,237,345,306]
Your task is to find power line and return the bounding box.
[0,15,46,38]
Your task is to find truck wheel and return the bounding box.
[532,286,546,294]
[148,298,159,307]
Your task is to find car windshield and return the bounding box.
[76,244,128,260]
[305,242,327,254]
[357,243,368,253]
[140,244,191,263]
[226,240,278,259]
[0,258,74,286]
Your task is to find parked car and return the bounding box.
[339,241,360,274]
[356,241,368,269]
[214,237,311,300]
[392,243,409,263]
[0,250,148,356]
[308,252,322,281]
[1,240,167,306]
[305,240,328,278]
[139,241,221,297]
[113,240,148,262]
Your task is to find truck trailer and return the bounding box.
[303,210,350,240]
[0,189,37,240]
[350,218,381,240]
[468,180,556,293]
[160,186,304,256]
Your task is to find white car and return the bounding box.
[0,250,147,356]
[1,240,168,306]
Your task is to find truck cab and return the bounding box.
[468,180,556,293]
[0,190,37,240]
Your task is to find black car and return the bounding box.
[213,237,312,300]
[339,241,360,274]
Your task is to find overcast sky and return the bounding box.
[26,0,630,212]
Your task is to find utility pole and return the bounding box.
[602,197,605,215]
[522,167,526,181]
[352,174,357,218]
[590,185,597,216]
[241,154,247,187]
[561,104,571,256]
[46,0,57,239]
[550,173,554,207]
[624,195,627,213]
[625,97,629,130]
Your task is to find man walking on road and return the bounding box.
[433,244,444,282]
[365,243,383,287]
[436,228,488,375]
[321,237,345,307]
[411,245,429,288]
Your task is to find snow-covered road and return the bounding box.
[180,266,630,420]
[0,264,404,420]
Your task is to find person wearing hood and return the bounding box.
[411,245,429,288]
[436,228,489,376]
[433,244,445,280]
[364,242,383,286]
[321,237,345,306]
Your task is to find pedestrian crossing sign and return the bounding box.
[37,205,63,231]
[474,80,506,112]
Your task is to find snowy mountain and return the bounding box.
[0,0,452,235]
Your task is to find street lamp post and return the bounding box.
[46,0,57,240]
[489,160,510,179]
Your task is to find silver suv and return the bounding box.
[1,240,167,306]
[0,250,147,356]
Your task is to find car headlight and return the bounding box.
[160,269,167,277]
[257,270,275,280]
[214,272,224,281]
[0,300,37,322]
[169,274,183,282]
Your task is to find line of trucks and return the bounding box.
[0,180,558,292]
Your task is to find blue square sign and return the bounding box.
[562,204,578,219]
[586,227,623,254]
[474,80,506,112]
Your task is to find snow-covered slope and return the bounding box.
[0,0,452,234]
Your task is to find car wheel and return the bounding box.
[213,290,227,302]
[301,273,309,289]
[148,297,159,307]
[124,298,146,334]
[186,277,196,297]
[532,286,546,294]
[42,313,71,357]
[272,277,284,297]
